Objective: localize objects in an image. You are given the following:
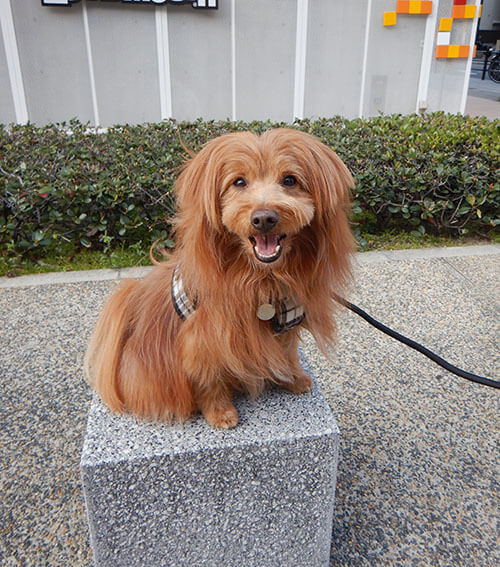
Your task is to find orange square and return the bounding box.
[464,5,476,18]
[436,45,449,58]
[453,6,466,19]
[439,17,453,32]
[459,45,470,58]
[409,1,421,14]
[397,1,410,14]
[384,11,397,26]
[421,1,432,14]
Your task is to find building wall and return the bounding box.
[0,0,481,126]
[479,0,500,30]
[0,16,16,123]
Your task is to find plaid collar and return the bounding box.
[171,264,197,320]
[171,264,305,334]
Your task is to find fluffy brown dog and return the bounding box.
[85,128,354,428]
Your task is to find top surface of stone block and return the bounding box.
[81,359,339,467]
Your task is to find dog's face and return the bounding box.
[176,128,353,270]
[219,145,316,265]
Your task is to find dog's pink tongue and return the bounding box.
[254,234,279,255]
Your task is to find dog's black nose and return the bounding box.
[251,209,280,233]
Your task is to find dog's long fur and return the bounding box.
[85,129,355,428]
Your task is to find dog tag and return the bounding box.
[257,303,276,321]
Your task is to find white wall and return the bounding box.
[0,0,481,126]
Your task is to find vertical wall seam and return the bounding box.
[0,0,28,123]
[293,0,308,120]
[155,6,172,120]
[460,0,481,114]
[231,0,236,121]
[416,0,440,113]
[359,0,372,119]
[82,0,100,126]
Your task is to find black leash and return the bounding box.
[335,296,500,390]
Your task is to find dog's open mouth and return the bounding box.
[249,234,286,263]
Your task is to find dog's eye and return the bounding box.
[233,177,247,189]
[282,175,297,187]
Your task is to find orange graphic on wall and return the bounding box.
[383,0,481,59]
[383,1,433,27]
[435,0,480,58]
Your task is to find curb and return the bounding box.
[355,244,500,265]
[1,245,499,289]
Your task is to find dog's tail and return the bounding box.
[84,279,139,413]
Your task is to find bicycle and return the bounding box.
[486,49,500,83]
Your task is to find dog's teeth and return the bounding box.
[251,235,284,263]
[258,244,280,258]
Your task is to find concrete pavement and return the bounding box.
[465,64,500,119]
[0,245,498,566]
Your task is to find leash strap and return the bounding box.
[335,295,500,390]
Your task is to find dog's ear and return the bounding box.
[300,133,355,268]
[173,135,233,285]
[300,134,354,225]
[175,136,226,232]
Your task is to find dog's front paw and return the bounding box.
[280,372,313,395]
[203,404,239,429]
[292,372,313,394]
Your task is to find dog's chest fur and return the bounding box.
[172,264,305,335]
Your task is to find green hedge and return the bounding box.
[1,114,498,262]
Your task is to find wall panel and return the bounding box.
[10,0,93,124]
[0,14,16,124]
[362,0,427,116]
[305,0,368,119]
[234,0,296,122]
[86,3,161,126]
[167,3,231,121]
[427,0,472,113]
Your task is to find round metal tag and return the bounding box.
[257,303,276,321]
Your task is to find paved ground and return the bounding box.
[0,245,498,566]
[466,61,500,119]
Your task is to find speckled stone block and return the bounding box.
[81,366,340,567]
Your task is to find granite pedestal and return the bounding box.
[81,366,340,567]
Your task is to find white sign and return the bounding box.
[42,0,218,9]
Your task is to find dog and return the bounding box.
[84,128,355,428]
